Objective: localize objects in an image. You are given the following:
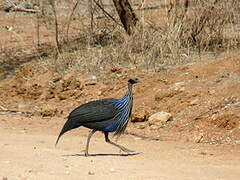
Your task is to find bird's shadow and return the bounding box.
[63,152,141,157]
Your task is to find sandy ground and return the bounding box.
[0,2,240,179]
[0,51,239,180]
[0,52,240,180]
[0,125,240,180]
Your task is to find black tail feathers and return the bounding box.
[55,119,80,146]
[55,129,65,146]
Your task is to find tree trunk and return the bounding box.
[112,0,138,35]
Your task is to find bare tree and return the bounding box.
[48,0,61,53]
[112,0,138,35]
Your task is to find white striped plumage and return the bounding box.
[113,91,133,136]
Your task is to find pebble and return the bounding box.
[88,170,95,175]
[136,123,147,129]
[148,111,172,127]
[190,98,199,105]
[28,169,34,173]
[85,81,97,86]
[110,168,116,173]
[134,137,142,140]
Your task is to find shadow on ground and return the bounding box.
[63,152,141,157]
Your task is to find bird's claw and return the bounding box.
[120,147,135,153]
[81,149,89,156]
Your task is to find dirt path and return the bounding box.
[0,127,240,180]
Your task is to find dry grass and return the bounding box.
[1,0,240,76]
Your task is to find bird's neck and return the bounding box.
[128,82,133,93]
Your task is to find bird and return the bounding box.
[55,78,140,156]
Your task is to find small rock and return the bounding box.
[88,170,95,175]
[190,99,199,105]
[134,137,142,140]
[2,177,8,180]
[85,81,97,86]
[52,75,62,83]
[199,152,207,155]
[211,114,218,120]
[91,75,97,80]
[110,168,115,173]
[28,169,34,173]
[131,111,149,122]
[0,105,7,111]
[110,67,122,73]
[137,123,147,129]
[148,112,172,126]
[20,130,26,133]
[97,91,102,95]
[65,171,70,175]
[83,75,97,86]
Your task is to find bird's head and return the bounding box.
[128,78,141,84]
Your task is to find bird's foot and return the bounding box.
[81,149,89,157]
[119,146,135,153]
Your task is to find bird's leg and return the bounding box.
[84,129,97,156]
[104,132,135,153]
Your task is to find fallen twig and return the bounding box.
[0,109,34,117]
[3,0,39,13]
[133,6,161,11]
[4,7,40,13]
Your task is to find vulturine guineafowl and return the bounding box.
[55,78,140,156]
